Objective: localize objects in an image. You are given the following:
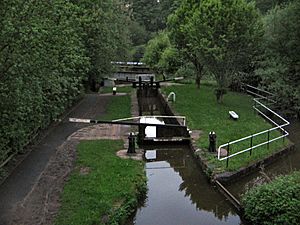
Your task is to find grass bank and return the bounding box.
[99,87,132,121]
[163,84,288,173]
[55,140,146,225]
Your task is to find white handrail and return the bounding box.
[217,87,289,161]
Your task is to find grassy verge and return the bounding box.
[55,140,146,225]
[99,93,132,121]
[242,171,300,225]
[163,84,288,173]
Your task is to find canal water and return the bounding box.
[127,145,241,225]
[127,89,242,225]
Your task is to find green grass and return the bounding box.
[99,95,132,121]
[54,140,146,225]
[99,86,133,94]
[163,84,288,173]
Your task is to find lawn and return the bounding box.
[54,140,146,225]
[163,84,288,173]
[99,90,132,121]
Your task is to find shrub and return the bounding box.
[242,171,300,225]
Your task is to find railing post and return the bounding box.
[267,129,270,149]
[226,142,230,168]
[250,135,253,156]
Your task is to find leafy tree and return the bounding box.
[0,0,132,166]
[168,0,204,88]
[142,32,171,73]
[129,0,179,33]
[73,0,131,91]
[169,0,262,102]
[256,1,300,116]
[158,46,183,76]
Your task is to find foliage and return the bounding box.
[168,0,204,88]
[162,84,287,173]
[190,0,262,100]
[0,0,89,164]
[254,0,291,13]
[129,0,179,33]
[175,63,197,81]
[158,46,183,76]
[54,140,146,225]
[0,0,132,166]
[242,171,300,225]
[256,1,300,116]
[142,32,171,73]
[73,0,131,90]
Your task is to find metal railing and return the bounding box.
[217,84,289,165]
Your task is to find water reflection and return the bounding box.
[128,146,241,225]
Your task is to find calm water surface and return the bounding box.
[127,146,241,225]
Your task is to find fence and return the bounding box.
[217,84,290,166]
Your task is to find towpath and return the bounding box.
[0,94,112,225]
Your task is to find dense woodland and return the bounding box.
[0,1,299,175]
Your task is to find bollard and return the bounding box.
[208,131,217,152]
[150,76,154,87]
[113,86,117,95]
[139,76,142,89]
[127,132,136,154]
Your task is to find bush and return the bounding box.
[242,171,300,225]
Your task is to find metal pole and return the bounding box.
[267,130,270,149]
[226,142,230,168]
[250,135,253,156]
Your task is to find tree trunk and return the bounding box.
[193,60,203,89]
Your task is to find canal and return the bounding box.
[127,87,242,225]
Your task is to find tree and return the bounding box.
[73,0,131,91]
[168,0,204,89]
[129,0,179,33]
[169,0,262,101]
[256,1,300,116]
[142,32,170,73]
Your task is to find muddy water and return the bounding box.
[127,145,241,225]
[226,119,300,199]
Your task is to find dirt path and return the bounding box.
[0,94,115,225]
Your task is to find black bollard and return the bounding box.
[127,132,136,154]
[139,76,142,89]
[150,76,154,87]
[208,131,217,152]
